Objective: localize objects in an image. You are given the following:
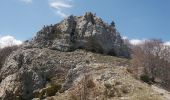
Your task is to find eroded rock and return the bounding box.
[26,12,130,58]
[0,48,88,99]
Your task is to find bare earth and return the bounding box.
[152,85,170,100]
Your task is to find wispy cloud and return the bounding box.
[130,39,145,45]
[0,35,22,48]
[123,36,170,46]
[164,41,170,46]
[122,36,145,45]
[20,0,33,4]
[49,0,73,9]
[56,10,67,18]
[129,39,170,46]
[122,36,128,40]
[49,0,73,18]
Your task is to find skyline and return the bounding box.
[0,0,170,47]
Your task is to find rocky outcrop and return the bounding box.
[25,12,130,58]
[0,12,133,100]
[0,48,88,100]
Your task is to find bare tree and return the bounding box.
[131,39,170,89]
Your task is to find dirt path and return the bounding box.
[151,85,170,100]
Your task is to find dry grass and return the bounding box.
[41,51,164,100]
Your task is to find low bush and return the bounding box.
[140,75,155,85]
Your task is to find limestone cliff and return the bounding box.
[25,12,130,58]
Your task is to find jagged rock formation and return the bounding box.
[25,12,130,58]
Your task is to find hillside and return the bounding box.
[0,48,167,100]
[32,50,166,100]
[0,12,168,100]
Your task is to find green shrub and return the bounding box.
[140,75,154,85]
[33,84,61,99]
[46,84,62,96]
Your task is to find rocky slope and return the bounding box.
[0,12,165,100]
[0,49,165,100]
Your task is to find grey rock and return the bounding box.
[61,63,87,92]
[0,48,88,100]
[25,12,130,58]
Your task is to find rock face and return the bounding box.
[26,12,130,58]
[0,48,88,100]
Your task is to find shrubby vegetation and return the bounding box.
[129,39,170,90]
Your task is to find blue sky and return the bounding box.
[0,0,170,43]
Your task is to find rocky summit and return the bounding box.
[0,12,165,100]
[25,12,130,58]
